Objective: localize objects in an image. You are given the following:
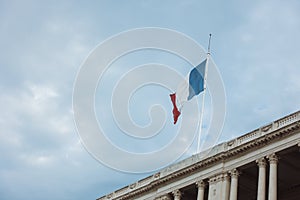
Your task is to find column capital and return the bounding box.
[230,169,239,178]
[256,157,267,167]
[172,189,182,198]
[216,174,224,183]
[208,176,216,184]
[196,180,206,188]
[267,153,279,164]
[223,172,230,181]
[209,173,229,184]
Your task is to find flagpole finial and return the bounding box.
[208,33,212,55]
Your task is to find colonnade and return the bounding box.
[158,153,279,200]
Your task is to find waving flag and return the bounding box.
[170,58,207,124]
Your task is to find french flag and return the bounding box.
[170,58,207,124]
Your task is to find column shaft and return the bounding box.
[208,178,215,200]
[196,180,205,200]
[222,174,230,200]
[257,158,267,200]
[229,169,239,200]
[268,154,279,200]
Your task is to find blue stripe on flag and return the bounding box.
[188,59,206,100]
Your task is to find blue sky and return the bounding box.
[1,0,300,199]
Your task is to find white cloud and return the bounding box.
[20,154,55,167]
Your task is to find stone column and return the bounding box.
[268,154,279,200]
[222,173,230,200]
[196,180,206,200]
[208,177,216,200]
[208,174,229,200]
[229,169,239,200]
[172,189,182,200]
[256,158,267,200]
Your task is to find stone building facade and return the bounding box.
[98,111,300,200]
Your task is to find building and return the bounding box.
[98,110,300,200]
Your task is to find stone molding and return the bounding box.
[209,174,223,184]
[208,172,232,185]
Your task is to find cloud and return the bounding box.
[216,0,300,139]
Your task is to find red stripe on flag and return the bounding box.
[170,93,181,124]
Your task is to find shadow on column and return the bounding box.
[178,182,209,200]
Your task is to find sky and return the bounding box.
[1,0,300,199]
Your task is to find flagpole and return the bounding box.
[197,34,211,153]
